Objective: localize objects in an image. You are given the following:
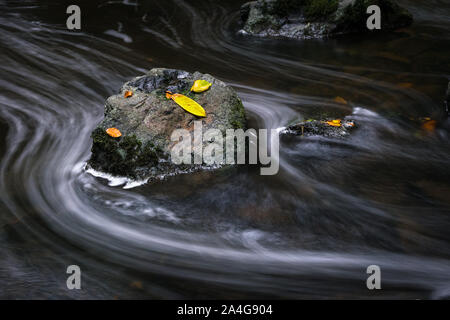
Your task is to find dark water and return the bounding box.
[1,0,450,299]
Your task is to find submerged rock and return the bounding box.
[87,68,246,180]
[239,0,413,40]
[282,119,357,138]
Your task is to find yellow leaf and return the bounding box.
[334,96,347,105]
[191,80,212,93]
[325,119,341,127]
[166,91,206,117]
[106,127,122,138]
[124,90,133,98]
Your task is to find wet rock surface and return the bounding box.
[239,0,413,40]
[282,119,357,138]
[87,68,246,180]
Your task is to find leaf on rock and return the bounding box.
[191,79,212,93]
[325,119,341,127]
[124,90,133,98]
[166,91,206,117]
[106,127,122,138]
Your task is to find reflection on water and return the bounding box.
[0,0,450,299]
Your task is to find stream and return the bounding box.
[0,0,450,299]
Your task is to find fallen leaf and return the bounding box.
[124,90,133,98]
[166,91,206,117]
[191,79,212,93]
[106,127,122,138]
[334,96,347,105]
[325,119,341,127]
[421,120,437,132]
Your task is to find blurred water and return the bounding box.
[0,0,450,299]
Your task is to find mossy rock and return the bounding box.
[89,128,162,178]
[87,68,247,180]
[240,0,412,40]
[283,118,357,138]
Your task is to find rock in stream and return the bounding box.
[87,68,246,180]
[240,0,413,40]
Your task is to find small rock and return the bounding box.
[282,119,357,138]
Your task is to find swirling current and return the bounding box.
[0,0,450,299]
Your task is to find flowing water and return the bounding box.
[1,0,450,299]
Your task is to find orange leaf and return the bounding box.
[421,120,436,132]
[334,96,347,105]
[124,90,133,98]
[325,119,341,127]
[106,127,122,138]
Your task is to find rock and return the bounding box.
[239,0,413,40]
[282,119,357,138]
[87,68,246,180]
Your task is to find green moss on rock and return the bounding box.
[304,0,338,19]
[88,128,159,178]
[229,99,247,130]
